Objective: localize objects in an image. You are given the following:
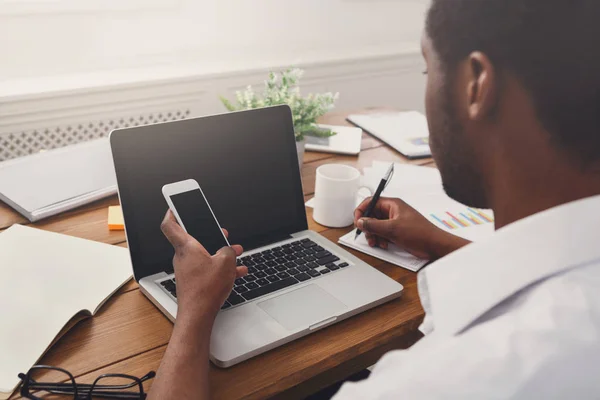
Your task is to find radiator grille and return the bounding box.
[0,108,191,161]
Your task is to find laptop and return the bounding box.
[109,105,403,367]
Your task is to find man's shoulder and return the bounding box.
[506,260,600,323]
[334,262,600,400]
[457,260,600,368]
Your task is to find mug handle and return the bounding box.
[357,170,394,206]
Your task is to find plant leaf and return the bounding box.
[218,68,339,137]
[220,96,237,111]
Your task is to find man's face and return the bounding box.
[422,34,489,208]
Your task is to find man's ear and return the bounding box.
[465,51,498,121]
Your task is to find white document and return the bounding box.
[364,163,495,242]
[305,191,369,209]
[339,229,428,272]
[0,225,132,397]
[347,112,431,158]
[0,138,117,222]
[401,191,495,242]
[305,124,363,155]
[364,162,443,197]
[370,161,441,184]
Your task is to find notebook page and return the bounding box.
[0,225,131,395]
[339,229,428,272]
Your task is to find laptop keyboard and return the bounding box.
[159,238,350,310]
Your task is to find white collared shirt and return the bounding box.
[334,195,600,399]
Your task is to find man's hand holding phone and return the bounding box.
[160,210,247,321]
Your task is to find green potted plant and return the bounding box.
[220,68,339,166]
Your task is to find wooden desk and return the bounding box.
[3,109,434,400]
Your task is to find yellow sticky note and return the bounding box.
[108,206,125,231]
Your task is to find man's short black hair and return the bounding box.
[426,0,600,167]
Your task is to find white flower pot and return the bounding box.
[296,139,305,169]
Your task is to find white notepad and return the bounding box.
[0,138,117,222]
[339,229,428,272]
[0,225,132,398]
[304,124,363,155]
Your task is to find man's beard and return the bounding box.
[430,81,489,209]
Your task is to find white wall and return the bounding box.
[0,0,428,92]
[0,0,429,160]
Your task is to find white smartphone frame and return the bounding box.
[162,178,231,250]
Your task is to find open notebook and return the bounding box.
[0,225,132,399]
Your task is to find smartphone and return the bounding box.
[162,179,230,255]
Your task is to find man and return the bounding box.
[149,0,600,398]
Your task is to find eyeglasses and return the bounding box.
[18,365,156,399]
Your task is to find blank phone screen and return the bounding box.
[170,189,228,255]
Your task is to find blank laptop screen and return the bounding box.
[110,106,307,280]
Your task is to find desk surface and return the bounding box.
[3,108,434,400]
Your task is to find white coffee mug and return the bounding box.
[313,164,372,228]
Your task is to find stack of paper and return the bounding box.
[336,162,495,271]
[362,161,443,197]
[108,205,125,231]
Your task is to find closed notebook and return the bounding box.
[0,225,132,398]
[0,138,117,222]
[347,112,431,158]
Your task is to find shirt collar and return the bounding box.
[421,195,600,336]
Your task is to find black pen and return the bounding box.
[355,163,395,240]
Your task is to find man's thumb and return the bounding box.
[358,218,392,237]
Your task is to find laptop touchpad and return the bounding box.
[257,284,347,331]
